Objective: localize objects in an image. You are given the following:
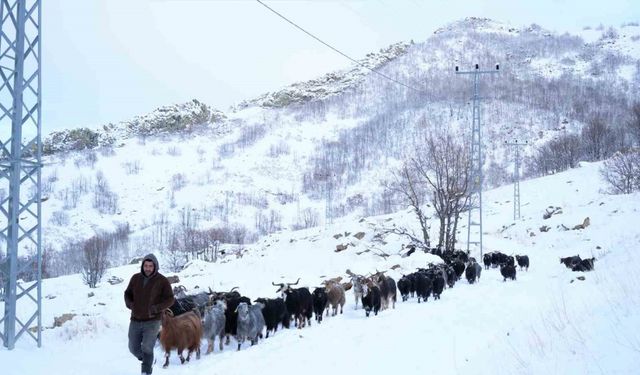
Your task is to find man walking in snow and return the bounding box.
[124,253,174,375]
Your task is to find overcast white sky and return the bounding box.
[43,0,639,133]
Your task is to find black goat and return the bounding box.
[361,282,381,317]
[500,264,517,281]
[254,297,289,338]
[397,276,412,302]
[413,272,432,303]
[572,257,596,272]
[560,255,582,269]
[515,255,530,271]
[273,279,313,329]
[312,287,328,323]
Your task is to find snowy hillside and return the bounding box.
[1,161,639,374]
[0,17,637,296]
[18,17,638,267]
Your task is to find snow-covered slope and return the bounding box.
[1,161,638,374]
[25,17,639,260]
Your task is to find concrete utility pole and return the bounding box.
[455,64,499,257]
[0,0,43,350]
[505,140,528,221]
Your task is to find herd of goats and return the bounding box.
[156,247,595,368]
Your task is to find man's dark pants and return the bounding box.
[128,319,161,374]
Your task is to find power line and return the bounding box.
[255,0,426,94]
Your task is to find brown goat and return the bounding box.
[324,281,346,316]
[160,309,203,368]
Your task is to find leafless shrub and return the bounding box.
[255,209,282,235]
[42,173,56,195]
[218,142,235,158]
[195,170,213,186]
[71,175,91,195]
[527,133,582,176]
[292,207,320,230]
[93,171,119,214]
[582,116,620,161]
[600,150,640,194]
[237,123,267,149]
[276,191,296,205]
[600,27,619,40]
[269,140,290,157]
[99,146,116,157]
[486,160,510,188]
[168,189,177,209]
[81,235,110,288]
[74,150,98,169]
[196,146,207,163]
[167,145,182,156]
[50,210,70,226]
[628,103,640,146]
[236,192,268,209]
[122,160,142,175]
[171,173,187,191]
[58,187,80,209]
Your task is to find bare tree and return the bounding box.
[413,131,470,251]
[294,207,319,230]
[384,162,431,248]
[628,103,640,146]
[582,116,617,161]
[600,150,640,194]
[527,133,582,176]
[81,235,110,288]
[166,231,187,272]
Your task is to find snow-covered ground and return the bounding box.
[1,160,639,374]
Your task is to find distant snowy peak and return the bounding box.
[43,99,225,155]
[236,41,412,110]
[434,17,522,36]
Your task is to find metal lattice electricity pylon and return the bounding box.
[455,64,499,257]
[505,140,528,221]
[0,0,43,350]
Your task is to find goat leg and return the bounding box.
[163,352,170,369]
[206,340,213,354]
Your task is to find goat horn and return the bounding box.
[229,286,239,292]
[272,281,282,286]
[165,309,174,317]
[288,278,300,286]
